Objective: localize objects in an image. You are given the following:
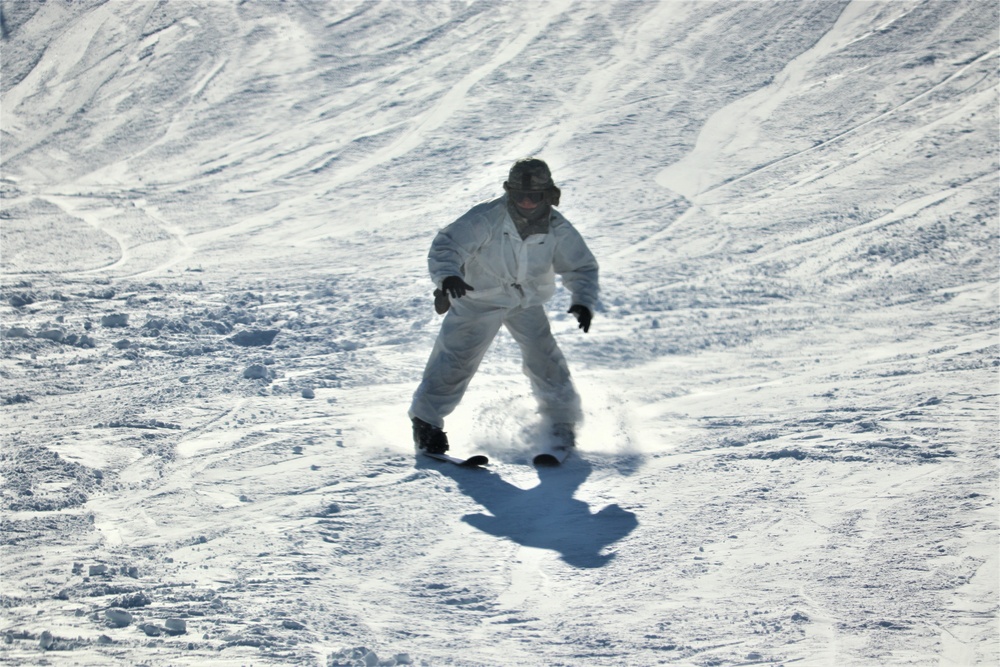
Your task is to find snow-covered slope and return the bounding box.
[1,1,997,665]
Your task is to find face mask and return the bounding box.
[506,195,551,238]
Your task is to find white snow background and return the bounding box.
[1,1,997,665]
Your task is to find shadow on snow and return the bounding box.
[422,456,638,568]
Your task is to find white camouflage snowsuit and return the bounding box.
[409,194,599,428]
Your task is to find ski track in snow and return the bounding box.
[1,1,997,666]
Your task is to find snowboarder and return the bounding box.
[409,157,599,456]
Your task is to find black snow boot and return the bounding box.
[412,417,449,454]
[551,423,576,449]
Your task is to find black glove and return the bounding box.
[442,276,475,299]
[433,289,451,315]
[568,305,592,333]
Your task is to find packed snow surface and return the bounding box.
[1,1,997,665]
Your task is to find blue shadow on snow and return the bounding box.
[424,456,638,568]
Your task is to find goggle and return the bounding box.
[509,190,545,204]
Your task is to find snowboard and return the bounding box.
[421,450,489,467]
[533,444,574,466]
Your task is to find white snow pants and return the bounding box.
[409,298,581,428]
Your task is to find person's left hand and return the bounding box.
[568,305,592,333]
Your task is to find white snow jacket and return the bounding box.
[428,195,599,311]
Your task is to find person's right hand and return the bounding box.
[442,276,475,299]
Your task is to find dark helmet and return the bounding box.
[503,157,561,206]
